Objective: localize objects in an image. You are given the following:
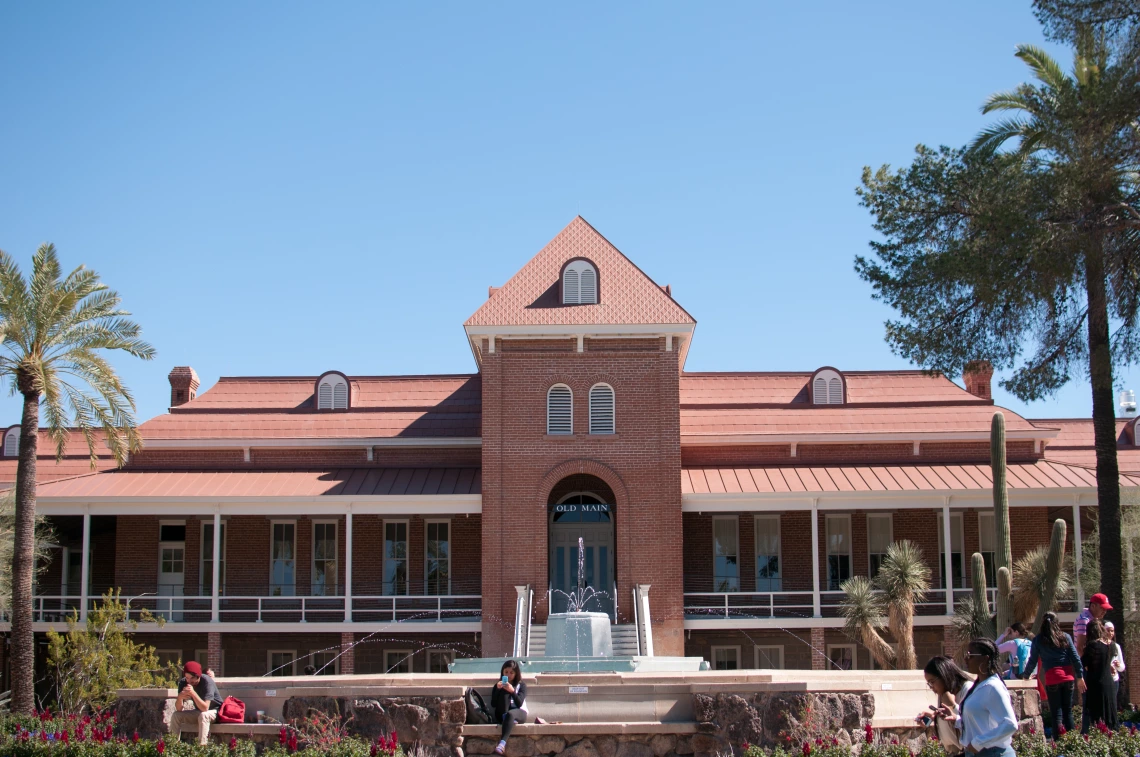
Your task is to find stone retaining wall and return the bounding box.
[466,733,692,757]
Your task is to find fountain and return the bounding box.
[449,537,707,674]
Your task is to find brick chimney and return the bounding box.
[169,366,200,408]
[964,360,994,400]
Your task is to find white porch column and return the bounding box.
[637,584,654,656]
[811,499,821,618]
[345,509,353,622]
[943,501,955,615]
[79,509,91,621]
[513,585,530,657]
[211,510,221,622]
[1073,498,1084,608]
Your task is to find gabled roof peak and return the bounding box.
[465,217,695,328]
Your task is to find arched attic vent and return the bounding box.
[809,367,846,405]
[315,371,351,410]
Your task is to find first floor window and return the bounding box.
[826,515,851,590]
[867,514,892,577]
[978,512,997,588]
[194,649,223,678]
[827,644,856,671]
[425,521,450,594]
[755,645,784,669]
[312,521,338,596]
[156,649,182,667]
[713,517,739,592]
[310,650,340,675]
[428,649,454,673]
[711,646,740,670]
[384,522,408,595]
[385,650,412,673]
[269,650,296,676]
[201,521,227,595]
[271,522,296,596]
[938,513,964,589]
[755,516,781,591]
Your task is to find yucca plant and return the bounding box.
[0,244,154,713]
[951,594,997,662]
[839,539,931,669]
[1012,543,1072,625]
[877,540,931,670]
[839,576,897,669]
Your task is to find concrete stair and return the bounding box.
[526,625,639,657]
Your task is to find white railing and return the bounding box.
[12,594,481,624]
[684,591,815,619]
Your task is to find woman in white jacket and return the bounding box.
[935,638,1018,757]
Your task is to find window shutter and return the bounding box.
[828,378,842,405]
[589,384,615,434]
[579,267,597,304]
[813,377,827,404]
[4,429,18,457]
[563,269,579,304]
[547,385,573,435]
[333,382,348,409]
[318,382,333,410]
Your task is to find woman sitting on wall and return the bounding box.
[492,660,528,755]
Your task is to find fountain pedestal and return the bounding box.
[545,612,613,657]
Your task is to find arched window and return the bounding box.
[811,368,845,405]
[3,427,19,457]
[547,384,573,435]
[316,373,350,410]
[589,383,615,434]
[563,260,598,305]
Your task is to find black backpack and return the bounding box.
[465,688,493,725]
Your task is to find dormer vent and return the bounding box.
[563,260,598,305]
[810,367,845,405]
[3,427,19,457]
[316,372,350,410]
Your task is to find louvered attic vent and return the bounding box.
[811,369,844,405]
[3,428,18,457]
[316,373,349,410]
[589,383,615,434]
[563,260,598,305]
[547,384,573,434]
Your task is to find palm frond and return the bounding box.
[982,90,1035,115]
[1015,44,1069,92]
[971,118,1032,155]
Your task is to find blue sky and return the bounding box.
[0,1,1131,426]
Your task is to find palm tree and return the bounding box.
[970,34,1140,637]
[839,576,897,670]
[0,244,153,713]
[877,541,931,670]
[839,540,932,670]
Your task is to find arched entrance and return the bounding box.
[548,475,616,618]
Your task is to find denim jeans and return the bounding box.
[974,746,1015,757]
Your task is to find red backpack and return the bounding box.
[217,696,246,724]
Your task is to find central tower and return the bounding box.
[465,217,696,656]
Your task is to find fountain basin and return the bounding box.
[546,612,613,657]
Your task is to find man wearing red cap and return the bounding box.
[1075,593,1113,732]
[168,660,225,745]
[1075,593,1113,655]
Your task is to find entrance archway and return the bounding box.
[548,475,615,618]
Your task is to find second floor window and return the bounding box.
[713,516,739,592]
[384,521,408,595]
[548,384,573,434]
[426,521,450,594]
[271,522,296,596]
[826,515,851,590]
[589,384,615,434]
[867,514,892,576]
[312,522,338,596]
[755,516,781,591]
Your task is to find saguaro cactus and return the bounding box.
[972,552,990,617]
[1031,519,1068,635]
[991,412,1014,634]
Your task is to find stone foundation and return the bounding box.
[466,732,694,757]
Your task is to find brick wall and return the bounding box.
[479,335,684,656]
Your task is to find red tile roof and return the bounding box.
[681,460,1140,495]
[681,371,981,405]
[465,217,696,327]
[34,467,482,499]
[1037,417,1140,473]
[682,404,1042,437]
[139,375,481,440]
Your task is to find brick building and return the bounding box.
[2,217,1139,690]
